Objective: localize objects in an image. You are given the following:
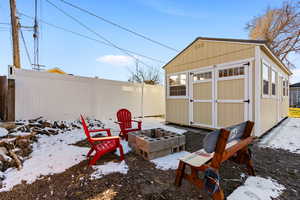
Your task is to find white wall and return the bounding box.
[11,69,165,120]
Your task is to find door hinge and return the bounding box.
[244,62,250,66]
[190,72,194,75]
[190,99,194,102]
[190,121,193,125]
[244,99,250,103]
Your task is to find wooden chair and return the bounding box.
[115,109,142,140]
[175,121,255,200]
[80,115,124,166]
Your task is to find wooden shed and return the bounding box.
[163,37,292,136]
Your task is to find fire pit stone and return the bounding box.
[128,128,186,160]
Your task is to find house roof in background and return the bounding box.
[290,82,300,88]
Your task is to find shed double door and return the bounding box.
[190,63,250,128]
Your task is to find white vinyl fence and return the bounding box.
[10,69,165,121]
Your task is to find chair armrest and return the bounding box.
[91,136,120,142]
[88,128,112,136]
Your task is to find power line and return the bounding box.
[59,0,179,52]
[44,0,157,69]
[18,12,165,64]
[19,28,33,66]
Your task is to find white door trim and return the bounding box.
[187,58,252,129]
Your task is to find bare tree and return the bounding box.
[128,62,161,85]
[246,1,300,68]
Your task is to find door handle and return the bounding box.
[244,99,250,103]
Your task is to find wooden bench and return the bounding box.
[175,121,255,200]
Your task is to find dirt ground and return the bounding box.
[0,128,299,200]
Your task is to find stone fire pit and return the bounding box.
[128,128,186,160]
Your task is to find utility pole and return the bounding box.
[9,0,21,68]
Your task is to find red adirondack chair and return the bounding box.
[116,109,142,140]
[80,115,124,165]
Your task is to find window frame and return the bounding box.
[262,60,270,98]
[193,71,212,83]
[167,72,188,98]
[283,78,289,97]
[271,69,277,97]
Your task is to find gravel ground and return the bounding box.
[0,128,299,200]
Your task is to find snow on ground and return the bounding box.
[0,117,183,192]
[0,127,8,137]
[0,129,89,192]
[115,140,131,156]
[228,176,285,200]
[151,151,190,170]
[260,118,300,154]
[90,160,128,179]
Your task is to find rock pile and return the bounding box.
[0,117,104,174]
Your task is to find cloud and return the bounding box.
[96,55,135,67]
[137,0,205,19]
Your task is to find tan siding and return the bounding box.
[193,82,212,100]
[217,103,244,127]
[260,98,278,133]
[217,79,244,100]
[165,40,255,74]
[260,48,290,134]
[193,102,212,125]
[166,99,189,125]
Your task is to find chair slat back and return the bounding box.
[203,121,251,153]
[80,115,92,143]
[117,109,132,129]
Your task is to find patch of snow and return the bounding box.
[228,176,285,200]
[10,131,32,137]
[115,140,131,156]
[0,128,8,137]
[90,160,128,179]
[0,129,89,192]
[151,151,190,170]
[260,118,300,154]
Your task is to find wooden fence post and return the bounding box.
[7,79,15,121]
[0,76,8,121]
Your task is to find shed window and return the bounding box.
[219,66,244,78]
[262,63,270,95]
[283,79,289,96]
[169,74,187,96]
[193,72,212,81]
[271,70,276,96]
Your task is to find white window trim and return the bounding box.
[271,69,277,98]
[262,59,271,98]
[217,74,245,81]
[192,71,212,83]
[167,72,189,99]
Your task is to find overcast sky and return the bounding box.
[0,0,299,83]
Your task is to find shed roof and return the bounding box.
[163,37,292,75]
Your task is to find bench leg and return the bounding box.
[246,159,255,176]
[175,161,186,186]
[211,189,224,200]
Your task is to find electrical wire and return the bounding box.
[45,0,158,69]
[59,0,179,52]
[19,28,33,66]
[18,12,165,64]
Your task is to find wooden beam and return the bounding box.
[7,79,15,121]
[0,76,7,121]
